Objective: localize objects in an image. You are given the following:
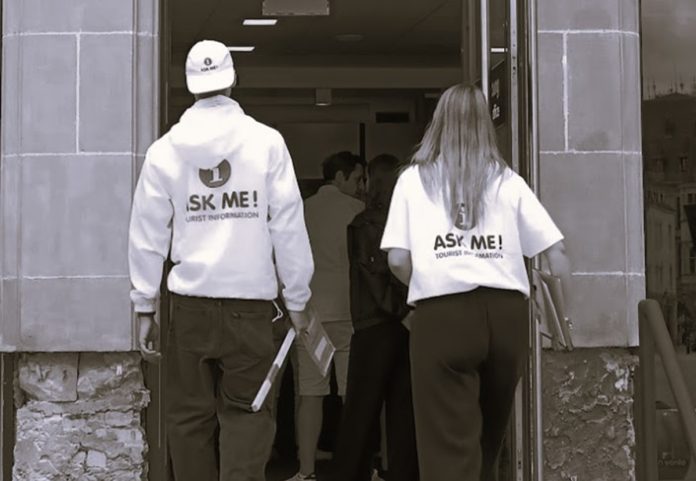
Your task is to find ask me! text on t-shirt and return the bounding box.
[434,232,505,260]
[380,166,564,303]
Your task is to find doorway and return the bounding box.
[146,1,539,480]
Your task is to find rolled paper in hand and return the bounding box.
[251,328,297,412]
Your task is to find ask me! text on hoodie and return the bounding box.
[128,95,314,314]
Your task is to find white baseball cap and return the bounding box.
[185,40,236,94]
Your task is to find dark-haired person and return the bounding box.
[288,151,365,481]
[331,153,419,481]
[381,85,571,481]
[129,40,314,481]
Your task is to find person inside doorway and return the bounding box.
[331,153,419,481]
[288,151,366,481]
[381,84,571,481]
[128,39,314,481]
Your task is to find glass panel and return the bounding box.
[488,1,528,481]
[642,1,696,351]
[642,1,696,480]
[490,0,512,165]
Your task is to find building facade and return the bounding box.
[643,93,696,352]
[0,0,645,480]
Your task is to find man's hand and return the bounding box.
[287,309,311,333]
[138,313,161,363]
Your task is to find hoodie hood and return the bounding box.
[168,95,253,170]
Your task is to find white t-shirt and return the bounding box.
[305,185,365,321]
[380,165,563,305]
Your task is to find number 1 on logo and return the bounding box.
[211,167,222,183]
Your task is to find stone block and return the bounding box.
[539,153,627,273]
[620,34,642,152]
[20,155,131,277]
[20,277,132,351]
[538,0,638,32]
[13,350,148,480]
[542,349,637,481]
[1,155,19,278]
[538,33,565,152]
[624,154,645,274]
[18,352,78,401]
[565,274,633,347]
[0,279,21,348]
[86,450,106,468]
[77,352,144,400]
[20,35,77,153]
[135,35,158,156]
[13,404,146,481]
[567,34,625,151]
[2,36,20,155]
[79,34,133,152]
[4,0,134,35]
[25,390,150,417]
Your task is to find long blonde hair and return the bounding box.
[411,84,507,229]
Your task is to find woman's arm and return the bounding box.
[541,240,571,301]
[387,248,412,286]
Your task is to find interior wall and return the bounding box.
[167,90,429,178]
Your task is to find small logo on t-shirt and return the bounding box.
[199,159,231,188]
[454,203,472,230]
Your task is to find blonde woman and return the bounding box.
[380,84,570,481]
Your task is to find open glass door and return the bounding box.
[468,1,540,479]
[149,0,539,479]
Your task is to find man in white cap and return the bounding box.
[128,39,314,481]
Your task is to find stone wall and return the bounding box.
[536,0,644,478]
[537,0,644,348]
[542,350,638,481]
[1,0,159,351]
[1,1,159,477]
[13,353,149,481]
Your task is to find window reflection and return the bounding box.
[642,0,696,353]
[643,1,696,475]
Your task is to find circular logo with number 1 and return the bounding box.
[199,159,231,188]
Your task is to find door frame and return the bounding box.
[148,1,543,479]
[473,1,543,479]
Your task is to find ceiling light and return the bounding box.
[491,47,507,53]
[315,88,332,106]
[227,46,256,52]
[243,19,278,26]
[335,33,363,42]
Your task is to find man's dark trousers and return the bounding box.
[331,321,419,481]
[166,293,276,481]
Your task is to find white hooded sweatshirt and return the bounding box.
[128,95,313,313]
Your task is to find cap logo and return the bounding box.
[200,56,219,73]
